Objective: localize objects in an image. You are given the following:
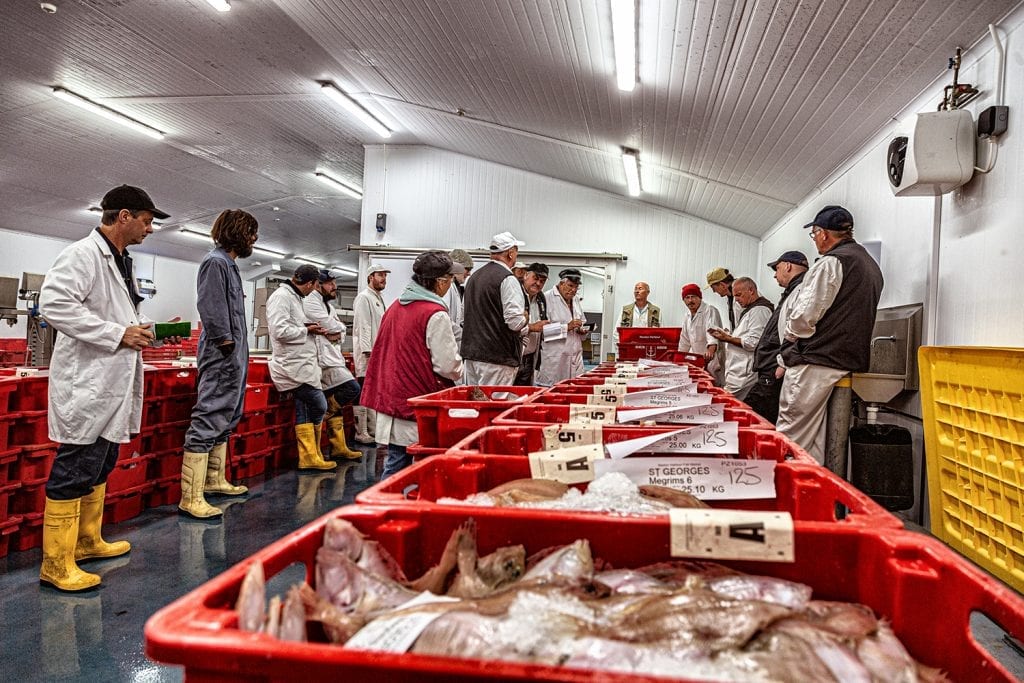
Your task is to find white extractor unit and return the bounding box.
[886,110,975,196]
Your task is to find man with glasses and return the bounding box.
[537,269,589,385]
[515,263,551,385]
[777,206,884,462]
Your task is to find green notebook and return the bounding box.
[154,321,192,340]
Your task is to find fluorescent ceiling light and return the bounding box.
[315,171,363,200]
[87,206,102,214]
[253,245,288,258]
[180,228,212,240]
[331,266,359,276]
[295,256,327,267]
[610,0,636,91]
[52,87,165,140]
[579,267,605,279]
[204,0,230,10]
[320,82,392,138]
[621,147,641,197]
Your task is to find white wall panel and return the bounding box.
[360,145,760,332]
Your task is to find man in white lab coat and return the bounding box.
[708,277,774,397]
[38,184,169,591]
[351,264,389,443]
[536,269,589,386]
[677,283,721,372]
[442,248,474,348]
[266,264,336,471]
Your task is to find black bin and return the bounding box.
[849,423,914,511]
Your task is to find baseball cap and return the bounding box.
[294,264,320,284]
[803,205,854,232]
[767,250,809,269]
[449,249,474,270]
[513,261,527,270]
[526,262,549,277]
[706,267,731,287]
[558,268,582,283]
[100,184,170,220]
[489,231,526,252]
[317,269,336,283]
[681,283,702,298]
[366,264,391,275]
[413,250,466,279]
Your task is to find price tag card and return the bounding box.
[593,457,776,500]
[621,387,701,407]
[542,423,603,450]
[568,405,617,423]
[612,371,640,379]
[669,509,794,562]
[627,376,691,389]
[616,401,722,424]
[346,592,460,652]
[642,366,692,376]
[528,444,604,484]
[638,358,675,368]
[605,422,739,458]
[592,384,627,396]
[587,392,621,405]
[603,377,631,385]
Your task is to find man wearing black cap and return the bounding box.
[536,268,589,385]
[514,263,551,385]
[37,184,168,590]
[266,264,336,471]
[303,269,363,461]
[777,206,884,462]
[743,251,809,423]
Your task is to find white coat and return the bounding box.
[352,287,386,377]
[302,292,355,390]
[40,230,145,444]
[267,283,321,392]
[536,287,587,386]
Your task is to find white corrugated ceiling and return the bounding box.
[0,0,1018,268]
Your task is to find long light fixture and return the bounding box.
[253,245,288,258]
[204,0,230,11]
[315,171,363,200]
[621,147,641,197]
[320,82,392,138]
[52,87,165,140]
[610,0,637,91]
[295,256,327,267]
[331,266,359,276]
[87,206,102,215]
[180,227,212,240]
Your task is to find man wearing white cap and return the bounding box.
[352,264,389,443]
[460,231,531,385]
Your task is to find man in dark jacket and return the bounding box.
[515,262,550,385]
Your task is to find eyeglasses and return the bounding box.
[809,227,823,239]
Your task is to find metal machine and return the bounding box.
[0,272,56,367]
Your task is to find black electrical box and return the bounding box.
[977,105,1009,138]
[375,213,387,233]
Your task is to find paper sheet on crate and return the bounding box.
[616,401,721,424]
[626,375,690,388]
[542,423,603,450]
[528,444,605,484]
[620,386,702,407]
[638,358,675,368]
[669,509,794,562]
[593,457,775,500]
[604,422,739,458]
[346,592,460,652]
[567,404,617,424]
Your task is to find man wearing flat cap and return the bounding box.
[515,262,551,385]
[706,267,742,330]
[678,283,722,373]
[461,231,532,385]
[537,268,589,385]
[38,184,168,590]
[352,263,390,443]
[778,206,883,462]
[744,251,809,423]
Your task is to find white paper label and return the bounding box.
[587,392,621,405]
[669,509,794,562]
[345,592,460,652]
[542,423,603,450]
[593,457,776,500]
[542,323,566,342]
[568,405,617,423]
[604,422,740,458]
[621,388,701,407]
[603,377,631,385]
[447,408,480,419]
[527,444,604,483]
[616,401,722,424]
[627,376,690,388]
[592,384,627,396]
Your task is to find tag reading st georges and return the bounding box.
[669,509,795,562]
[593,456,776,500]
[527,444,603,484]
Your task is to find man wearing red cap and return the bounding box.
[678,283,722,371]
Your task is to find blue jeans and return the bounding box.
[327,379,361,407]
[293,383,327,425]
[380,444,411,480]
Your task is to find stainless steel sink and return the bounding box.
[851,373,906,404]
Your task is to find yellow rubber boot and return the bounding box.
[75,483,131,561]
[327,417,362,460]
[205,442,248,496]
[179,452,223,519]
[296,423,336,471]
[40,498,101,591]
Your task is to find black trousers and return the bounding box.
[514,352,537,386]
[45,437,120,500]
[743,374,783,424]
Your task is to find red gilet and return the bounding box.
[361,299,455,420]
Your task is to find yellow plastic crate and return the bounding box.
[920,346,1024,591]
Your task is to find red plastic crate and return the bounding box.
[656,350,706,367]
[0,414,13,451]
[237,410,269,434]
[246,360,272,384]
[0,514,22,558]
[356,454,899,527]
[12,511,42,552]
[141,398,163,428]
[448,424,815,463]
[144,366,199,397]
[408,442,446,462]
[142,422,188,453]
[616,342,677,362]
[243,384,272,413]
[9,375,49,412]
[493,396,775,431]
[118,434,144,462]
[0,447,18,485]
[148,450,184,480]
[103,481,153,524]
[12,476,47,515]
[10,409,51,447]
[145,475,182,509]
[407,385,544,448]
[145,505,1024,683]
[158,394,196,424]
[0,480,22,522]
[17,443,57,481]
[229,447,270,479]
[0,339,26,351]
[0,379,16,415]
[232,428,271,456]
[616,326,682,345]
[106,455,152,494]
